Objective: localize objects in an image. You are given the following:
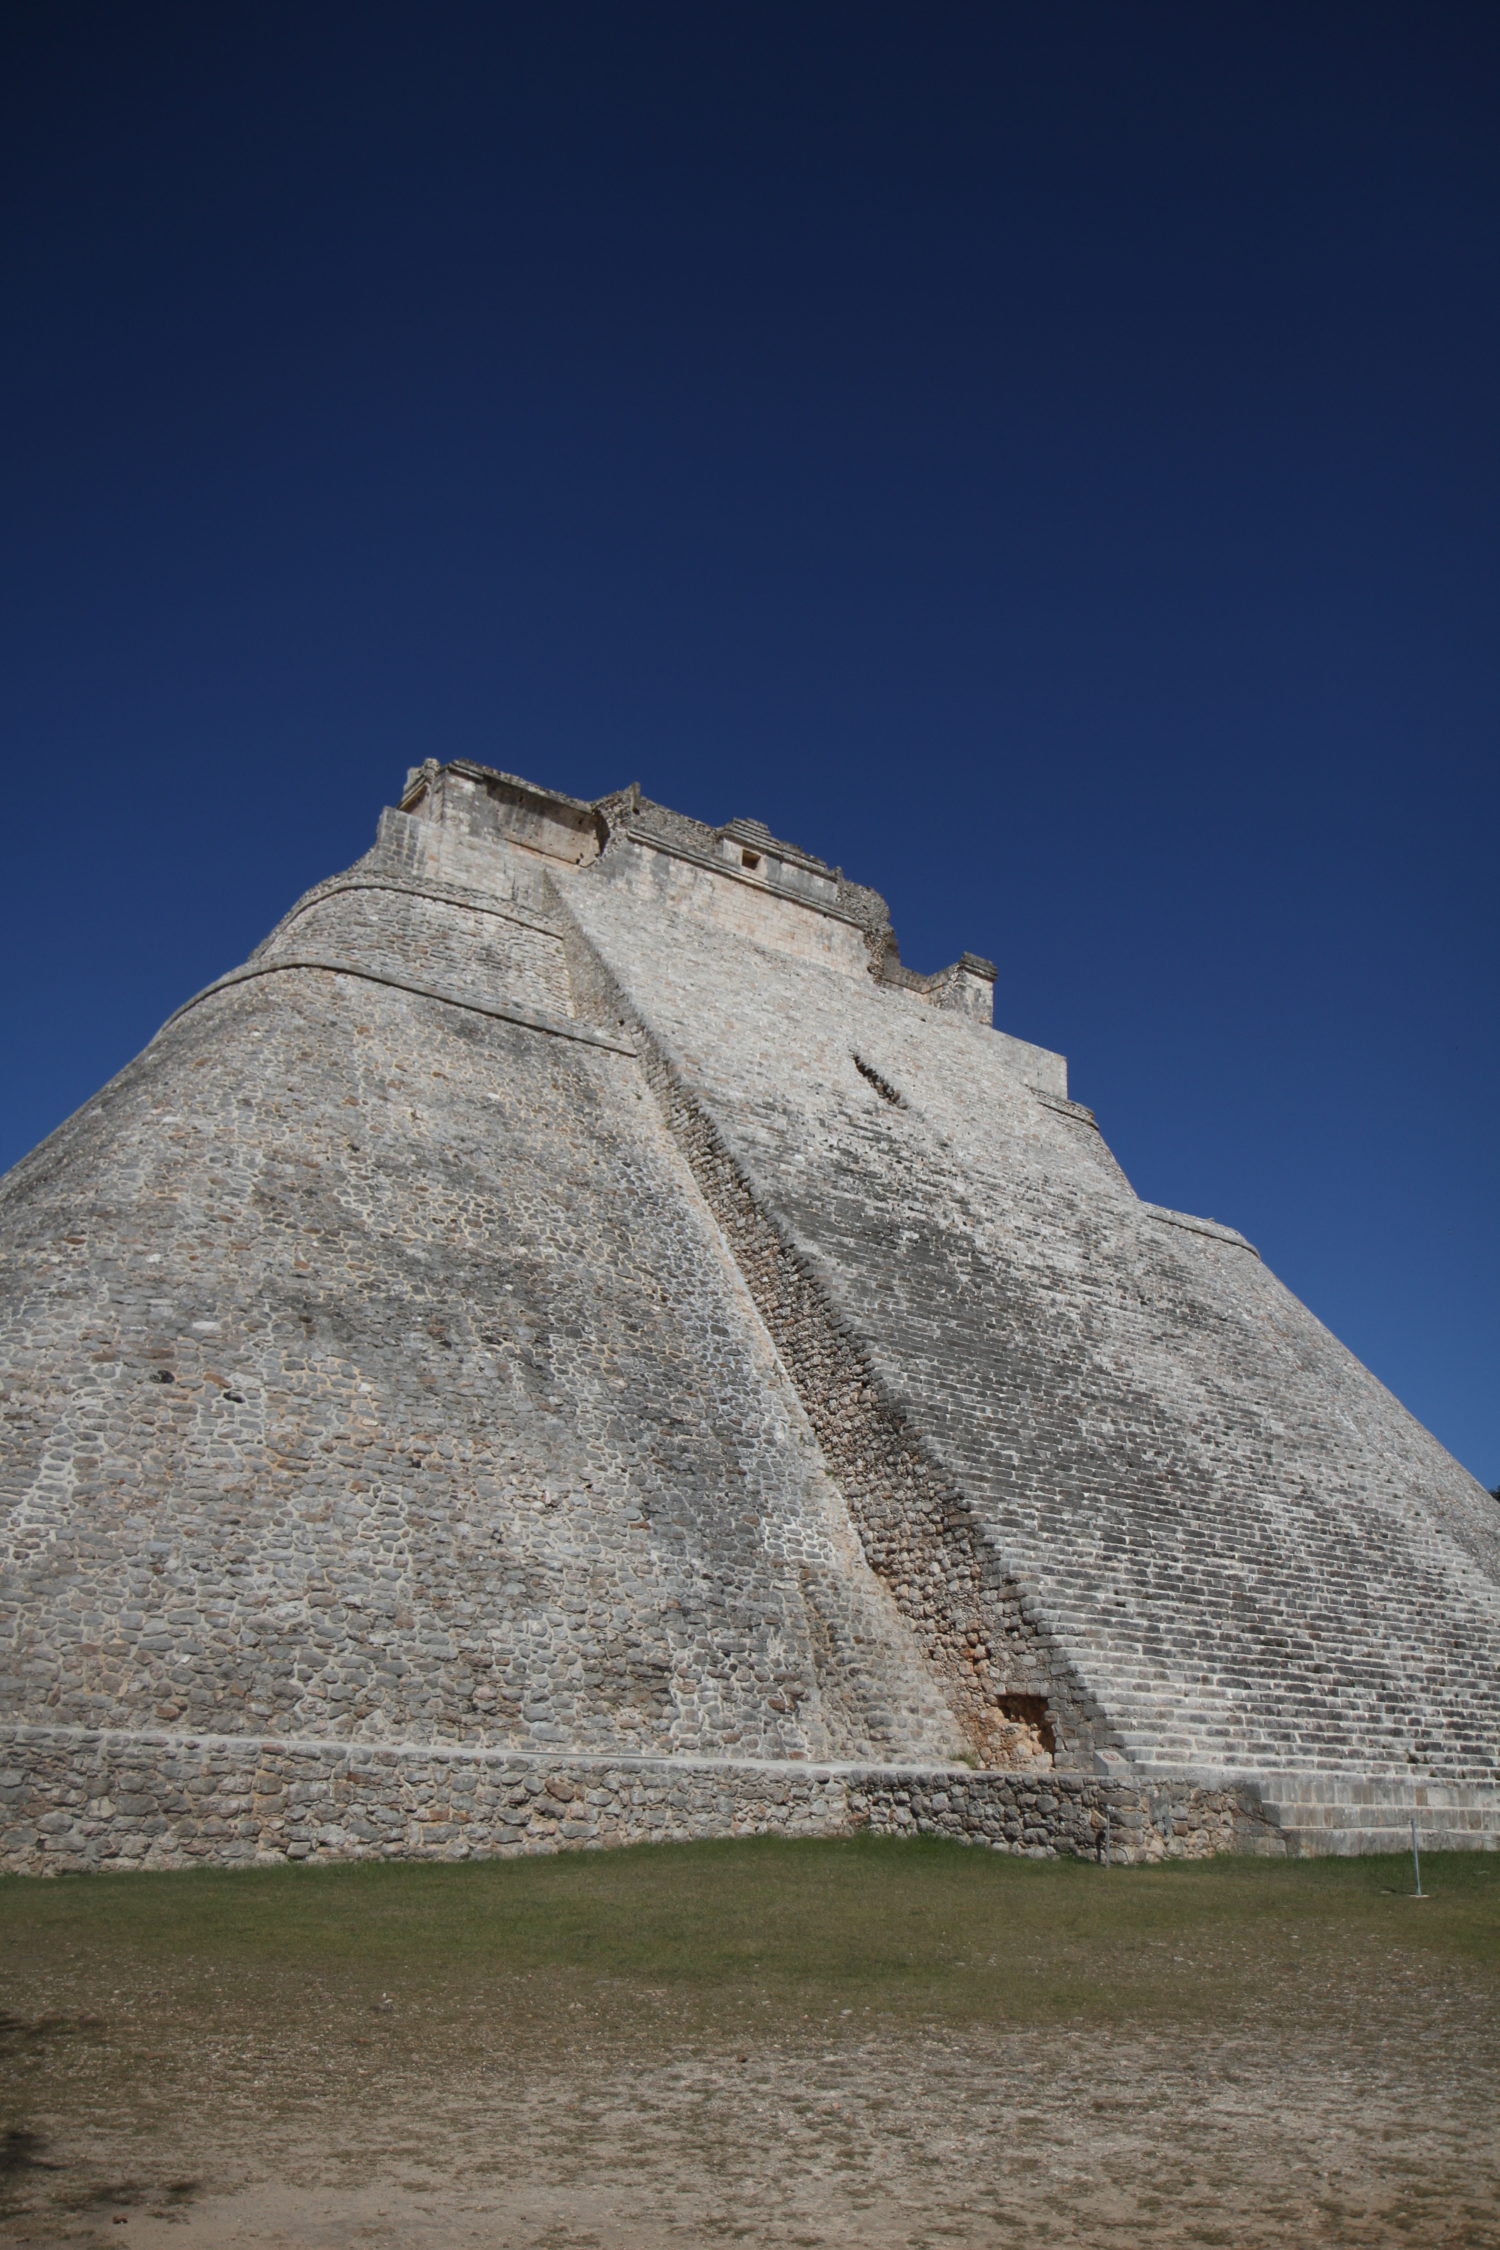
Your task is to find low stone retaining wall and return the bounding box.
[0,1726,1282,1874]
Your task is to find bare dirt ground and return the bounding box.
[3,1841,1497,2248]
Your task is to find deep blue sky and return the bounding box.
[3,3,1496,1482]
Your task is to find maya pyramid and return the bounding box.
[3,761,1497,1868]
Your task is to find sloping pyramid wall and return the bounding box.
[2,763,1497,1869]
[563,810,1500,1791]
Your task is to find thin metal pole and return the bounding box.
[1410,1815,1424,1898]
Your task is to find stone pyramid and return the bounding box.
[3,763,1498,1866]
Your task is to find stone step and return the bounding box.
[1240,1771,1500,1856]
[1250,1775,1500,1808]
[1088,1764,1500,1855]
[1115,1735,1500,1784]
[1268,1802,1499,1833]
[1278,1823,1500,1858]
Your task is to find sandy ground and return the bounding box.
[4,1977,1498,2248]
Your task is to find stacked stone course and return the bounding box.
[2,759,1497,1869]
[1,1725,1273,1873]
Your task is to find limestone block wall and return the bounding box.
[590,812,877,976]
[556,925,1106,1771]
[0,835,966,1773]
[252,878,575,1021]
[1,1724,1274,1875]
[561,823,1500,1784]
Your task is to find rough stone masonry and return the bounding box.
[2,764,1497,1868]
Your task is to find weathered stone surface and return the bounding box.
[0,1724,1273,1871]
[2,757,1497,1865]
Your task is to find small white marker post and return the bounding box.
[1410,1815,1425,1898]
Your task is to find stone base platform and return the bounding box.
[1,1726,1280,1872]
[1246,1773,1500,1856]
[7,1729,1494,1873]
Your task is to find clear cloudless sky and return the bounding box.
[2,3,1496,1482]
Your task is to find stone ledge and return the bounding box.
[253,872,564,956]
[159,958,637,1055]
[1,1723,983,1778]
[1031,1090,1099,1127]
[1140,1204,1260,1256]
